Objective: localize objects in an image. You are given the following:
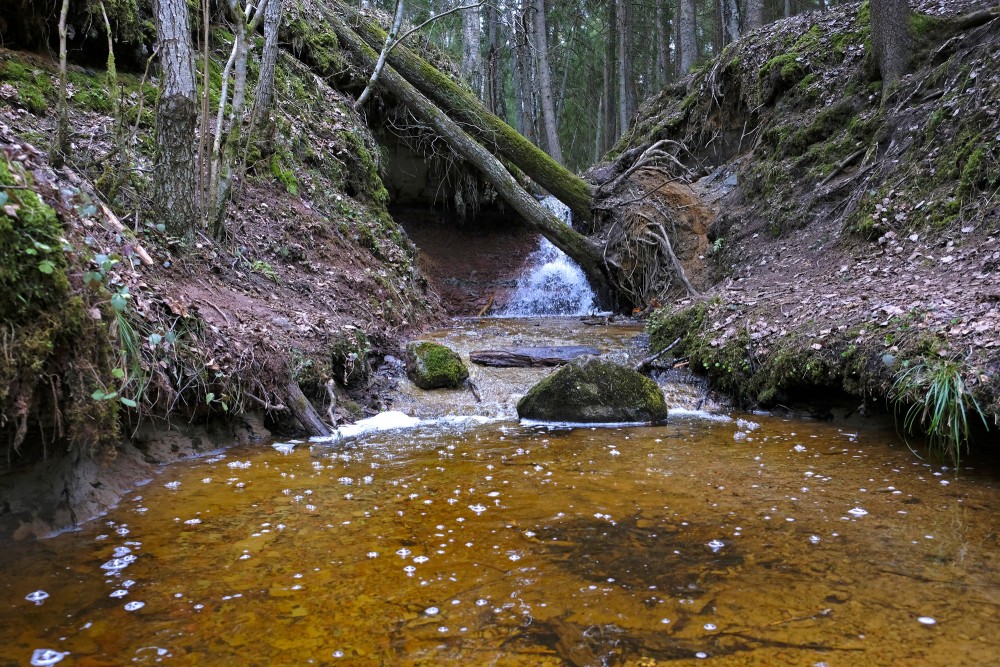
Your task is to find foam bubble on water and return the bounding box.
[164,481,180,489]
[475,599,489,607]
[660,618,671,624]
[413,555,429,564]
[367,551,379,559]
[403,566,416,576]
[793,444,807,452]
[706,540,725,552]
[848,507,868,516]
[809,535,821,544]
[101,555,136,571]
[184,518,202,525]
[469,504,487,515]
[425,606,439,615]
[113,546,132,557]
[123,601,145,611]
[25,590,49,604]
[704,623,717,631]
[917,616,937,625]
[30,649,68,666]
[695,652,708,659]
[109,590,128,598]
[396,548,411,558]
[332,650,345,658]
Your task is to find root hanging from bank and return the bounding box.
[599,169,712,308]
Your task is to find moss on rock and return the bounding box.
[516,358,668,423]
[406,341,468,389]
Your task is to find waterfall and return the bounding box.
[499,196,598,316]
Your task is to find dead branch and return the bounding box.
[634,336,681,373]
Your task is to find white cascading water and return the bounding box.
[499,196,598,316]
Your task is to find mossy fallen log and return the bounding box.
[341,2,595,223]
[325,9,622,306]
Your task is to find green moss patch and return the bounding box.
[406,341,468,390]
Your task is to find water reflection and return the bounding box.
[1,413,999,665]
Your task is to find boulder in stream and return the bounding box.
[405,341,469,389]
[517,358,668,423]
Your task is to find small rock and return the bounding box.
[405,341,468,390]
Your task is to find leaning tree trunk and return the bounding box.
[326,10,622,306]
[152,0,199,238]
[343,4,594,223]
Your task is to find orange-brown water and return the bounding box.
[3,416,999,666]
[3,320,999,666]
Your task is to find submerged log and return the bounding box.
[326,10,621,305]
[470,346,601,367]
[342,4,594,223]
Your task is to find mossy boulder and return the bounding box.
[516,358,668,423]
[406,341,468,389]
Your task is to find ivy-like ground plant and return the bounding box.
[891,360,989,467]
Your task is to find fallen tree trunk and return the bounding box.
[340,2,595,223]
[470,346,601,367]
[286,381,332,438]
[326,10,622,306]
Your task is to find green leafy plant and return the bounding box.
[251,259,279,283]
[891,360,988,466]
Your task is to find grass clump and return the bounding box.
[891,360,988,466]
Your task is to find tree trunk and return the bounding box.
[604,0,619,150]
[249,0,282,135]
[210,0,270,233]
[485,4,506,118]
[655,0,670,89]
[679,0,697,75]
[722,0,740,44]
[344,4,595,223]
[327,10,620,305]
[462,3,482,97]
[152,0,199,238]
[286,381,332,437]
[870,0,912,91]
[511,8,531,140]
[744,0,764,31]
[617,0,636,135]
[533,0,563,164]
[52,0,70,168]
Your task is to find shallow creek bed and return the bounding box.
[2,318,999,666]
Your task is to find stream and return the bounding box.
[3,317,1000,667]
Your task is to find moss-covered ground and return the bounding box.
[611,1,999,453]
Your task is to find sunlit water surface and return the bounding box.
[3,322,1000,667]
